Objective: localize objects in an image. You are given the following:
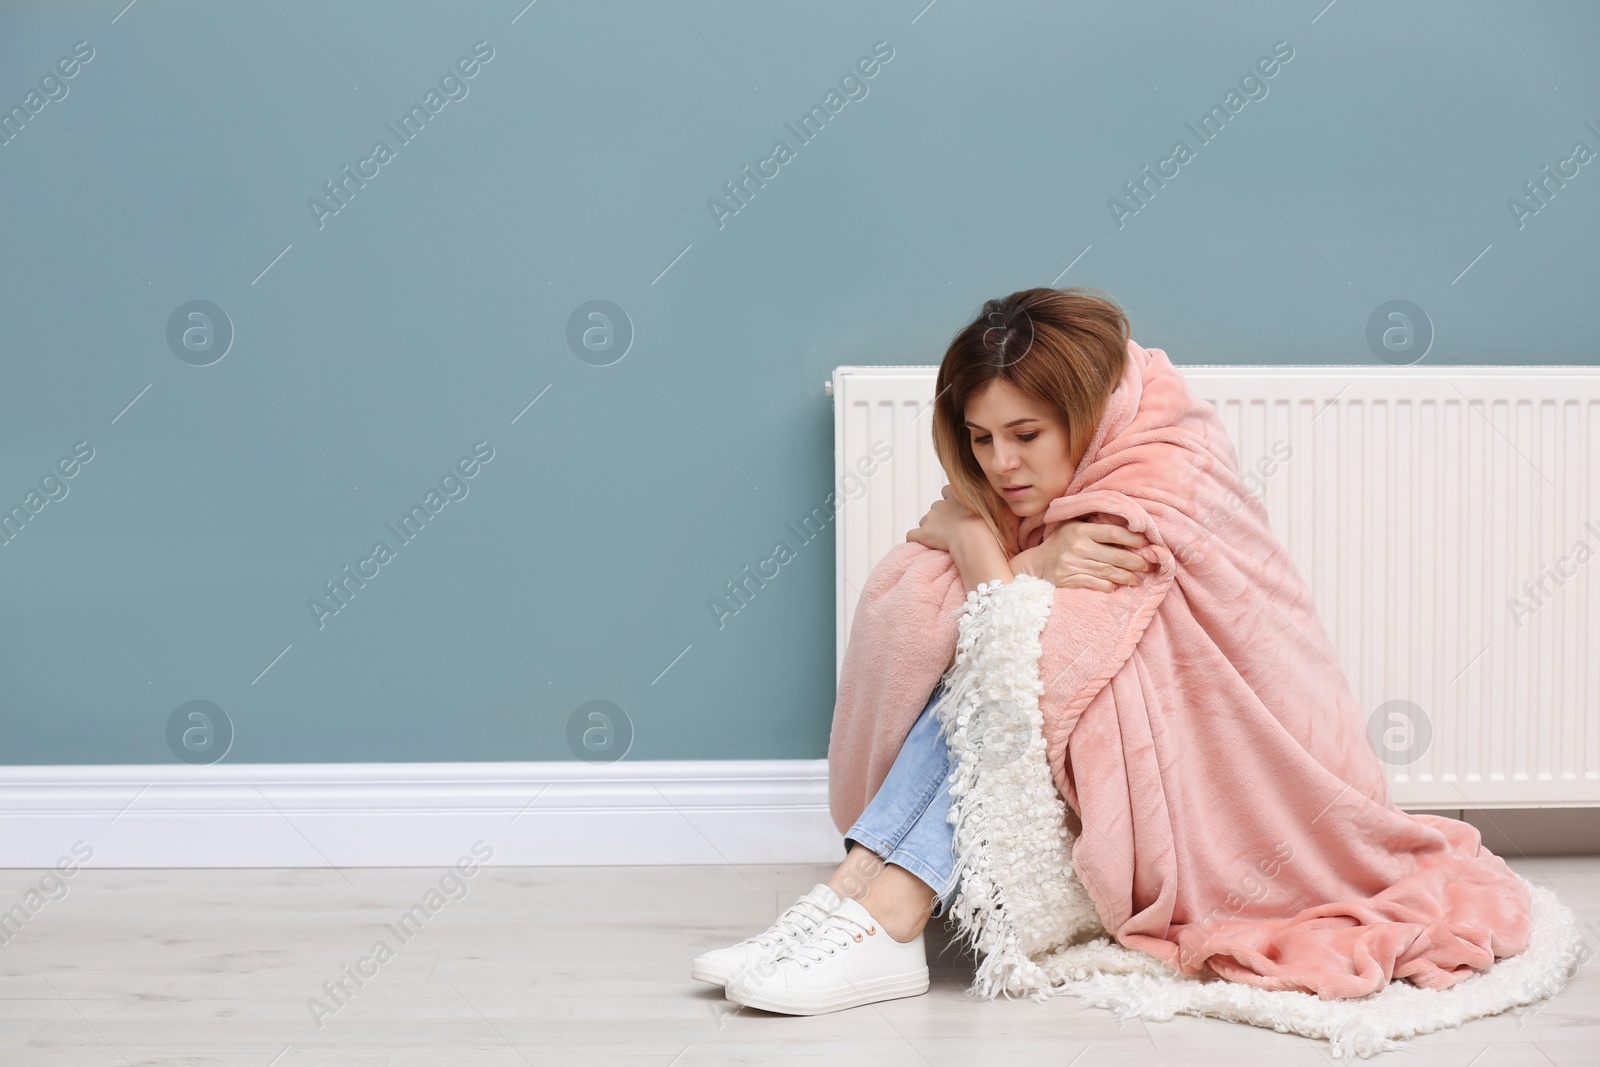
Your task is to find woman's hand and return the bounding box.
[905,485,987,554]
[1011,518,1152,592]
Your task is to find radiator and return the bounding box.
[829,364,1600,809]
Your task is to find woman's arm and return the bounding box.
[904,486,1018,593]
[949,525,1015,594]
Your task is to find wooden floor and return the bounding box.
[2,855,1598,1065]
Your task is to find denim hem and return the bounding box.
[840,832,958,920]
[881,848,959,918]
[842,829,893,861]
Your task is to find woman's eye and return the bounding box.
[973,432,1039,445]
[1018,433,1039,442]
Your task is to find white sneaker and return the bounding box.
[722,896,929,1015]
[690,882,841,986]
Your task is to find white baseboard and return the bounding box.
[0,759,843,868]
[10,761,1591,870]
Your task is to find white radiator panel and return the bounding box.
[831,364,1600,809]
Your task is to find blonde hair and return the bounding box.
[931,286,1130,557]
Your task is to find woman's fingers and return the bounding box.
[1073,538,1150,573]
[1073,550,1149,586]
[1109,547,1153,573]
[1082,521,1150,548]
[1045,558,1135,590]
[1086,561,1141,586]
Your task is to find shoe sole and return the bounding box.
[690,958,736,986]
[724,968,930,1015]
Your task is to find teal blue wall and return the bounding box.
[2,1,1595,765]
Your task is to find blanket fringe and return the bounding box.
[935,574,1584,1059]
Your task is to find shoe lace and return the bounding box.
[749,896,832,949]
[786,909,877,967]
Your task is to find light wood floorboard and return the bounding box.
[1,857,1596,1065]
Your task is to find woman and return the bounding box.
[691,288,1155,1013]
[697,288,1540,1035]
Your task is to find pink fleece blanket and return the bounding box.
[828,339,1532,999]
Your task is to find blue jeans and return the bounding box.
[843,681,961,919]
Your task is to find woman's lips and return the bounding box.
[1002,484,1031,496]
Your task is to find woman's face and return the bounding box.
[963,379,1077,516]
